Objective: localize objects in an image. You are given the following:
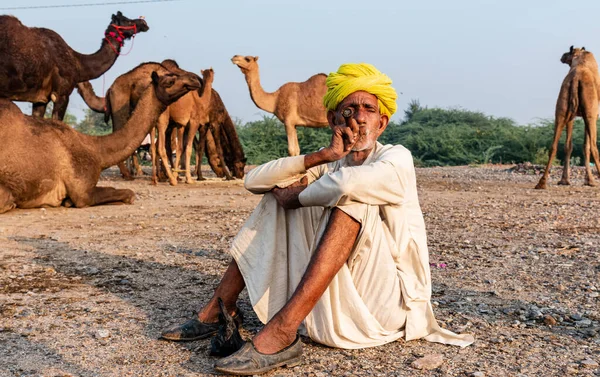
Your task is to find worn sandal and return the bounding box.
[214,335,303,375]
[160,309,244,342]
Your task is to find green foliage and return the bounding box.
[231,104,600,167]
[74,109,112,136]
[236,116,331,165]
[43,103,78,126]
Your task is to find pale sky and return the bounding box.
[5,0,600,125]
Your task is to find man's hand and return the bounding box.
[304,110,359,169]
[271,176,308,210]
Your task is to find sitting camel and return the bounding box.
[536,46,600,189]
[231,55,328,156]
[0,71,200,214]
[0,12,148,120]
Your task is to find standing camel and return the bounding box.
[0,12,148,120]
[77,61,200,181]
[78,62,246,182]
[194,90,247,180]
[0,71,200,214]
[231,55,328,156]
[536,46,600,189]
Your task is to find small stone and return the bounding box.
[589,292,599,298]
[470,372,485,377]
[575,319,592,328]
[571,313,583,321]
[544,315,557,326]
[410,354,444,370]
[96,329,110,339]
[580,359,598,368]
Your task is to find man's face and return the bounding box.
[332,91,389,151]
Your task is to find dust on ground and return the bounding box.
[1,165,599,377]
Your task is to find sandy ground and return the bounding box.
[1,164,599,377]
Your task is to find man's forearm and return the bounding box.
[304,148,334,170]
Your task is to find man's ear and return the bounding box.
[378,114,389,135]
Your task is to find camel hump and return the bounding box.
[0,15,23,27]
[309,73,327,82]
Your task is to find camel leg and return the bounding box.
[583,132,596,186]
[184,122,200,184]
[558,119,575,185]
[535,112,571,189]
[132,152,143,176]
[150,127,159,185]
[586,114,600,179]
[52,96,69,121]
[211,124,234,180]
[285,123,300,156]
[118,158,134,180]
[173,126,186,179]
[0,184,16,214]
[196,125,209,181]
[32,102,47,118]
[205,130,224,177]
[157,118,178,186]
[69,186,135,208]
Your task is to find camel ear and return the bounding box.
[582,46,586,51]
[570,45,574,53]
[254,56,259,62]
[151,71,160,85]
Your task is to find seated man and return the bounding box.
[161,63,474,375]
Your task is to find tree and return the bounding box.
[75,109,111,136]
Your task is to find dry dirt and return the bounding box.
[1,165,599,377]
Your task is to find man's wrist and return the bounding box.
[304,148,333,170]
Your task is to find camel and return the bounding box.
[77,60,200,181]
[193,89,247,180]
[0,12,148,120]
[231,55,328,156]
[156,68,236,185]
[0,71,200,214]
[77,62,246,182]
[535,46,600,189]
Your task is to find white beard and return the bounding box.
[351,129,376,152]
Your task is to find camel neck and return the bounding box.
[245,68,277,113]
[77,82,105,113]
[94,87,165,169]
[75,39,120,82]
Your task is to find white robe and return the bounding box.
[229,142,474,349]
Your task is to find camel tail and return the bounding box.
[568,77,580,117]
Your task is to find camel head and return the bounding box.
[107,11,149,40]
[150,71,201,106]
[232,158,247,179]
[201,68,215,86]
[561,45,587,66]
[231,55,259,74]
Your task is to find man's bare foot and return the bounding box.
[252,318,297,354]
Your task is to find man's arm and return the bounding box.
[271,122,359,209]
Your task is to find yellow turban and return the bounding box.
[323,63,397,118]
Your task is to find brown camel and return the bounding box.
[76,60,200,181]
[535,46,600,189]
[193,89,247,180]
[0,12,148,120]
[156,68,235,185]
[78,62,246,182]
[231,55,328,156]
[0,71,200,214]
